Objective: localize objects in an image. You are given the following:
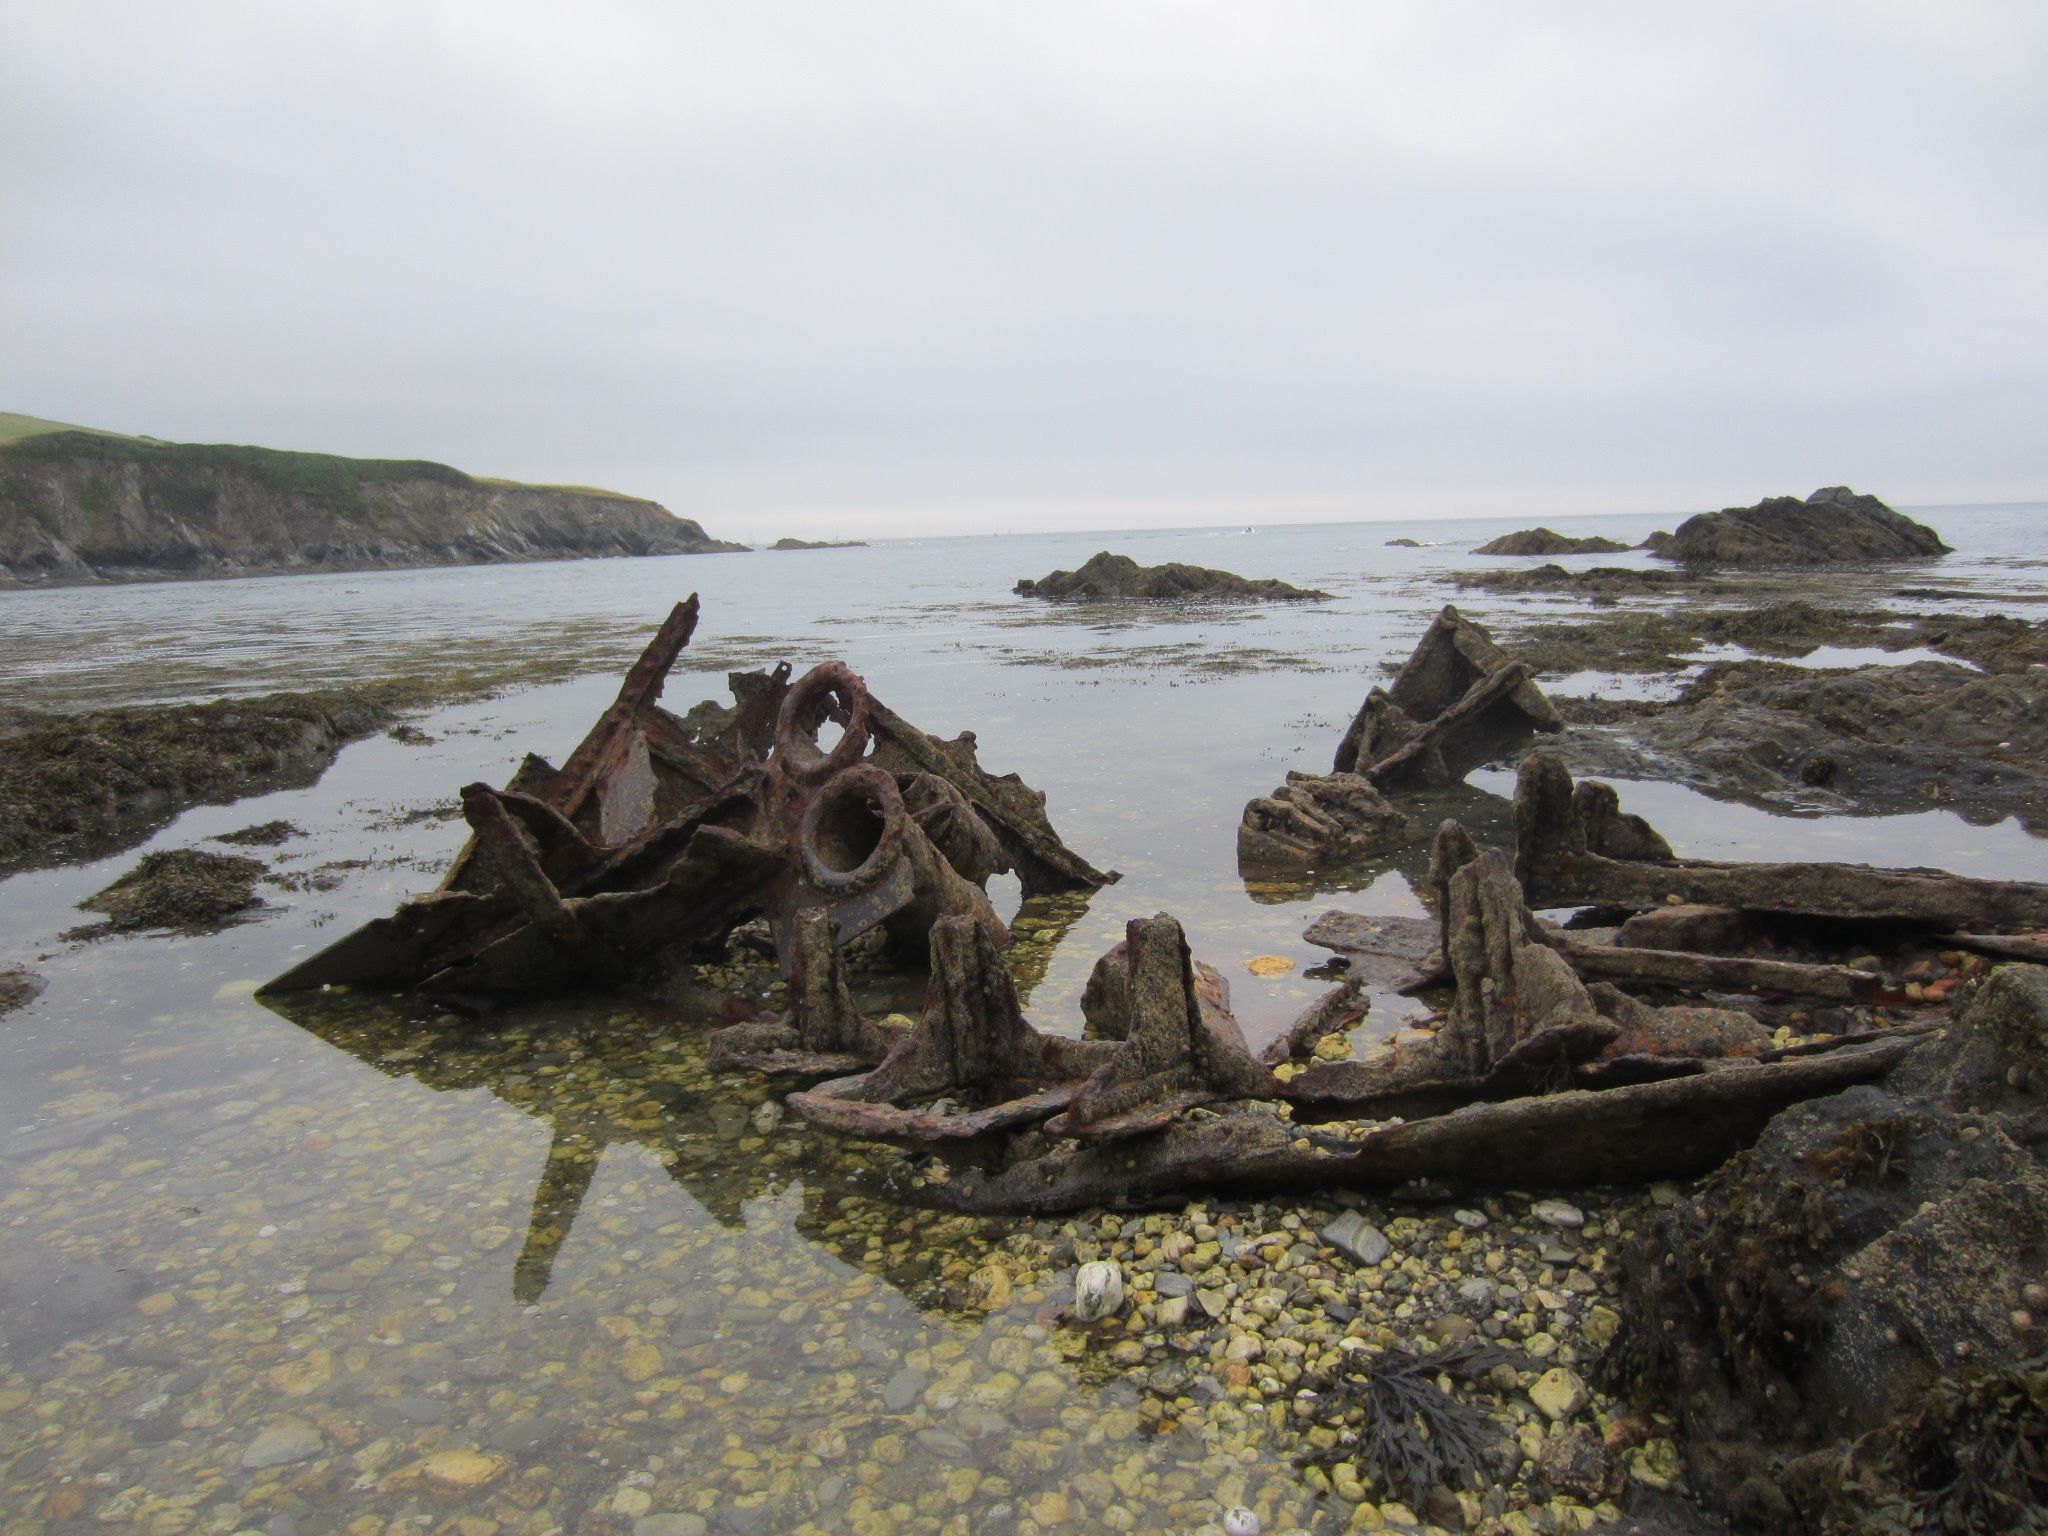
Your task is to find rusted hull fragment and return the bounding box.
[789,915,1115,1145]
[927,1037,1920,1214]
[261,598,1113,1000]
[1335,606,1563,789]
[1237,606,1555,873]
[1514,751,2048,929]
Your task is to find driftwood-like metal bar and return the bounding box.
[1514,751,2048,929]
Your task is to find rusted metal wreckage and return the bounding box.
[262,595,1115,1003]
[1238,605,1561,871]
[263,601,2048,1216]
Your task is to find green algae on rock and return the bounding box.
[1014,552,1331,603]
[73,847,269,934]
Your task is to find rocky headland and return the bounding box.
[1643,487,1949,566]
[1015,551,1331,602]
[1472,528,1633,557]
[0,426,743,585]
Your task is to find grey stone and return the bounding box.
[240,1418,324,1470]
[634,1520,708,1536]
[881,1367,926,1413]
[1320,1209,1391,1265]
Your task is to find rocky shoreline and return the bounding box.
[0,430,744,587]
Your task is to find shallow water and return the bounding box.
[4,504,2047,1535]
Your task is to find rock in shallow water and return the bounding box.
[1530,1366,1589,1421]
[1320,1208,1391,1265]
[1073,1260,1125,1321]
[240,1418,324,1470]
[1533,1199,1586,1229]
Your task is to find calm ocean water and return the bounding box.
[2,503,2044,1535]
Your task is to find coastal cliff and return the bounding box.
[0,428,742,585]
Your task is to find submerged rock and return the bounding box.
[1472,527,1632,557]
[1646,486,1949,567]
[240,1417,325,1470]
[1319,1208,1391,1265]
[75,848,267,934]
[1013,551,1329,602]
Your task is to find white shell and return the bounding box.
[1072,1260,1125,1321]
[1222,1508,1262,1536]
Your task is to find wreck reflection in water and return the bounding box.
[262,885,1104,1309]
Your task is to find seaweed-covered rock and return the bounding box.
[1452,563,1693,598]
[0,967,45,1015]
[1561,658,2048,833]
[1236,771,1416,870]
[76,848,268,934]
[1611,965,2048,1533]
[0,689,394,873]
[1647,487,1949,567]
[1014,551,1329,602]
[1471,528,1632,557]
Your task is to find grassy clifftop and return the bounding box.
[0,420,741,584]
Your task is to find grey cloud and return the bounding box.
[2,1,2043,536]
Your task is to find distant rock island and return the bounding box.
[0,414,743,586]
[1642,487,1949,566]
[1384,537,1422,548]
[1472,526,1633,556]
[1014,550,1330,602]
[768,537,867,550]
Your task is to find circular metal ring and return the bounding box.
[798,763,907,894]
[774,661,873,784]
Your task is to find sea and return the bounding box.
[1,503,2044,1534]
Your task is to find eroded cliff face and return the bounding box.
[0,433,742,584]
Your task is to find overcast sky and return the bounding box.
[3,3,2044,538]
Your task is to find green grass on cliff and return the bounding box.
[1,414,639,501]
[0,412,146,445]
[2,431,475,503]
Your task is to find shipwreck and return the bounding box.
[261,599,2048,1221]
[263,595,1115,1003]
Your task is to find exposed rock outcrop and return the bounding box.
[1014,551,1329,602]
[1558,658,2048,833]
[0,430,743,585]
[1452,563,1694,598]
[1644,487,1949,567]
[74,848,269,934]
[1612,964,2048,1534]
[0,690,397,873]
[0,968,45,1015]
[1471,528,1632,557]
[769,537,867,550]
